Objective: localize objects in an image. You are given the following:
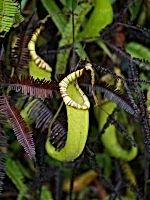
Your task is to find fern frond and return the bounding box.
[100,108,136,146]
[101,21,150,44]
[0,126,8,147]
[50,120,67,150]
[0,124,8,194]
[92,63,121,80]
[10,13,38,74]
[0,95,35,160]
[81,82,136,117]
[0,0,24,36]
[97,82,136,117]
[26,99,67,150]
[123,81,140,117]
[128,60,150,156]
[104,41,150,69]
[1,76,59,98]
[0,153,6,194]
[27,99,54,131]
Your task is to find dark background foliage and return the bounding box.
[0,0,150,199]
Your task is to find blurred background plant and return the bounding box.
[0,0,150,199]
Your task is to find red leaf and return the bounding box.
[0,96,35,160]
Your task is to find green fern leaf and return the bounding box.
[0,0,24,36]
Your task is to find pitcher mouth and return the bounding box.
[59,62,97,109]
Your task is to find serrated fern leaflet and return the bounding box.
[0,95,35,160]
[0,76,58,98]
[0,0,24,35]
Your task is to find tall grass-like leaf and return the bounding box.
[0,96,35,160]
[42,0,66,33]
[5,157,28,200]
[129,0,142,20]
[79,0,113,38]
[0,0,24,36]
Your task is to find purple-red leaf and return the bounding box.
[4,76,59,98]
[10,12,39,74]
[0,95,35,160]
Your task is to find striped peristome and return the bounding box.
[28,16,52,72]
[59,63,94,110]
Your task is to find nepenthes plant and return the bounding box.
[0,0,150,199]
